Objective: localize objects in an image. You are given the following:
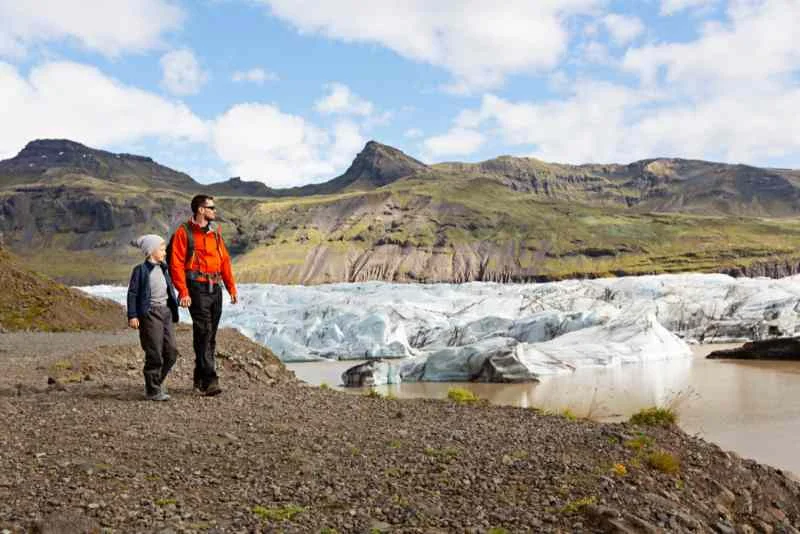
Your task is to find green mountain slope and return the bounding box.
[1,139,800,284]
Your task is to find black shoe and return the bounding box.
[204,380,222,397]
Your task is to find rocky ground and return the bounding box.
[1,328,799,533]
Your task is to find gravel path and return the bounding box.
[1,329,799,533]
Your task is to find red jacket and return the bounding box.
[169,219,237,299]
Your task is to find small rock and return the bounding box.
[673,511,701,530]
[370,520,391,532]
[621,513,660,534]
[715,502,733,521]
[714,520,736,534]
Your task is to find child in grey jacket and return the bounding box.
[127,235,180,401]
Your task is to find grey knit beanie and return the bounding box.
[132,234,165,256]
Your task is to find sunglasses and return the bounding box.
[203,205,217,211]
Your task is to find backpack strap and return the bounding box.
[183,222,195,270]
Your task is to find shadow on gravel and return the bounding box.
[0,383,197,401]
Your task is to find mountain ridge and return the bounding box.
[2,137,800,285]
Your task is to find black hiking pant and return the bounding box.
[188,280,223,388]
[139,304,177,395]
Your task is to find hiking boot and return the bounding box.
[193,379,206,393]
[203,380,222,397]
[146,390,170,401]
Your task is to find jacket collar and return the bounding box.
[189,217,216,233]
[144,260,166,272]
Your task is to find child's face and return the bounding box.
[149,241,167,263]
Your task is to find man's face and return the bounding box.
[201,200,217,221]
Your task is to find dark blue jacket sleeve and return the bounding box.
[126,266,140,319]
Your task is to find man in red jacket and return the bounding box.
[169,194,238,396]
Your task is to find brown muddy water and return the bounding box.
[287,344,800,476]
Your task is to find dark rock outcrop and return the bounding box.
[707,337,800,360]
[341,360,390,387]
[721,259,800,279]
[0,139,199,190]
[474,348,539,383]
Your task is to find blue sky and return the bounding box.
[0,0,798,186]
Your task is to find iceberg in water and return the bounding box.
[77,273,800,381]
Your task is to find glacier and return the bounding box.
[80,273,800,383]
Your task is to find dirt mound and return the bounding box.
[0,247,123,332]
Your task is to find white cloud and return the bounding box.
[660,0,718,15]
[624,0,800,87]
[0,59,371,187]
[212,103,365,187]
[160,49,208,96]
[404,128,424,139]
[0,0,183,58]
[460,86,642,163]
[436,76,800,166]
[438,1,800,166]
[0,60,208,160]
[423,128,485,159]
[602,13,644,45]
[232,67,278,84]
[328,120,367,170]
[582,41,613,64]
[314,82,374,116]
[259,0,603,91]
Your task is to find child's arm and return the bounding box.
[127,266,140,329]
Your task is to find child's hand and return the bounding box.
[128,318,140,329]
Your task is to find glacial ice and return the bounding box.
[80,273,800,382]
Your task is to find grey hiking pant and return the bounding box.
[139,304,177,396]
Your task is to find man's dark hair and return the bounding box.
[191,194,215,215]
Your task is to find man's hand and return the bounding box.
[230,293,238,305]
[128,318,139,329]
[180,295,192,308]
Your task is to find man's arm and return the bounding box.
[219,234,238,303]
[169,226,190,304]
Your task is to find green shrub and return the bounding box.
[646,450,680,474]
[252,504,306,521]
[561,496,597,513]
[624,434,654,451]
[561,408,578,421]
[629,407,677,427]
[447,387,479,403]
